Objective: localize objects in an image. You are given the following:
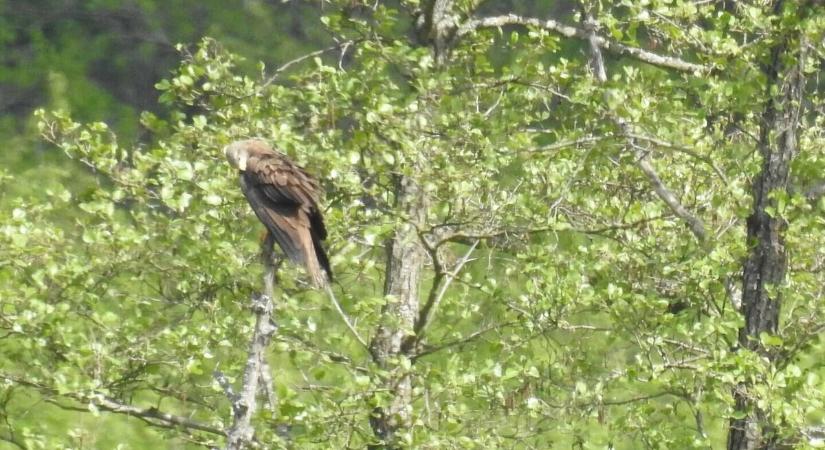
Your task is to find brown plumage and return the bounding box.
[224,138,331,287]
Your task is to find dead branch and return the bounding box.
[456,14,708,74]
[583,12,707,242]
[223,235,280,450]
[262,39,359,87]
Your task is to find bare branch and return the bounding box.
[414,240,480,338]
[661,338,710,355]
[456,14,708,74]
[224,236,280,450]
[524,134,611,153]
[600,390,682,406]
[0,373,225,437]
[262,40,359,87]
[582,13,707,242]
[633,153,707,241]
[87,395,225,436]
[428,214,671,247]
[276,332,369,373]
[627,132,729,184]
[324,285,369,349]
[414,321,517,359]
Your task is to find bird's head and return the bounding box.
[224,140,253,171]
[224,138,279,171]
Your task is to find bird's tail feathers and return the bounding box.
[299,227,329,289]
[311,232,332,283]
[304,243,329,288]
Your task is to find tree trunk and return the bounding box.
[368,174,427,448]
[366,2,452,446]
[727,11,804,449]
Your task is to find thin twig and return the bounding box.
[324,285,369,350]
[524,134,610,153]
[600,390,681,406]
[262,40,358,87]
[414,321,518,359]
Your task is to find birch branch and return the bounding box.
[262,39,358,87]
[324,284,369,349]
[627,132,729,184]
[224,235,279,450]
[83,396,225,436]
[414,240,479,338]
[456,14,708,74]
[583,12,707,242]
[0,373,225,438]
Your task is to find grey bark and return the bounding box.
[368,174,428,448]
[582,11,706,241]
[456,14,707,74]
[727,6,805,449]
[366,1,447,446]
[224,235,279,450]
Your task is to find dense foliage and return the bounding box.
[1,1,824,449]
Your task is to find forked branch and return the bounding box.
[223,234,280,450]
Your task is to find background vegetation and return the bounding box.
[1,1,824,449]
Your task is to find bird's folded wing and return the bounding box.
[240,175,309,265]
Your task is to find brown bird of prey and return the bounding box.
[224,138,332,287]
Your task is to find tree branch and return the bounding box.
[634,153,707,241]
[324,285,369,349]
[524,134,611,153]
[224,235,280,450]
[0,373,225,438]
[582,12,707,242]
[84,395,225,436]
[627,132,729,184]
[456,14,708,74]
[258,360,276,412]
[600,390,682,406]
[414,321,517,360]
[427,214,671,247]
[414,240,479,339]
[262,39,359,87]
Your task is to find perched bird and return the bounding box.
[224,138,332,287]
